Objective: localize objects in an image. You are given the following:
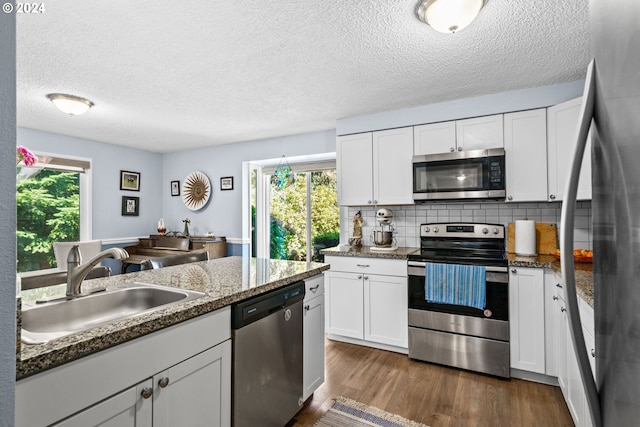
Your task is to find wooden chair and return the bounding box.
[141,249,209,270]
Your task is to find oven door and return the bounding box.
[412,149,505,201]
[407,260,509,321]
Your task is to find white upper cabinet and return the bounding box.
[456,114,504,151]
[337,127,413,206]
[413,121,457,155]
[547,97,592,201]
[337,132,374,206]
[504,109,548,202]
[414,115,504,156]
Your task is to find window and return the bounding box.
[16,153,91,272]
[248,154,340,262]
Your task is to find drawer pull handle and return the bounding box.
[309,284,320,292]
[556,283,563,288]
[141,387,153,399]
[356,264,370,268]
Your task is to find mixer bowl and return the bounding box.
[372,230,394,246]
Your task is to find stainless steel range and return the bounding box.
[407,223,509,378]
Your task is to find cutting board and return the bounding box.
[507,222,558,255]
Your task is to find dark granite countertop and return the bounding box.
[17,256,329,379]
[321,245,418,260]
[507,253,593,308]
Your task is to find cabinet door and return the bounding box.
[547,97,592,201]
[543,270,562,377]
[372,127,414,205]
[455,114,504,151]
[53,380,153,427]
[509,267,545,373]
[325,271,364,339]
[303,294,325,400]
[337,133,374,206]
[504,109,548,202]
[364,274,408,348]
[565,309,585,426]
[413,121,456,155]
[153,341,231,427]
[557,296,568,396]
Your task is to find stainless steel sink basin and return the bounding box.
[21,283,206,344]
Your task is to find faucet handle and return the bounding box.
[67,245,82,268]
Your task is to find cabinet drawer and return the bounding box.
[324,256,406,276]
[305,275,324,300]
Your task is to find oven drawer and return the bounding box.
[408,308,509,341]
[408,326,510,378]
[324,256,406,276]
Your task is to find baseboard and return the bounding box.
[327,334,408,355]
[510,368,559,386]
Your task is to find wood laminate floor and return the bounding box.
[289,338,574,427]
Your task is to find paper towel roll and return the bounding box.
[515,220,537,256]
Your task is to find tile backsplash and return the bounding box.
[345,200,592,250]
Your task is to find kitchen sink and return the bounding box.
[21,283,206,344]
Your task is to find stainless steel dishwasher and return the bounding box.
[231,281,305,427]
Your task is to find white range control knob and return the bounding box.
[433,227,439,233]
[424,226,430,233]
[492,228,499,235]
[482,228,489,234]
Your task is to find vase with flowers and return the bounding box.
[16,145,44,183]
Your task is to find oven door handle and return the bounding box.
[408,261,507,274]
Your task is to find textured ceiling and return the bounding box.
[16,0,590,153]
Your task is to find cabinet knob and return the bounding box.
[141,387,153,399]
[158,377,170,388]
[511,269,517,273]
[450,147,455,152]
[304,304,310,311]
[591,349,596,358]
[373,200,378,204]
[553,295,558,301]
[550,194,556,200]
[457,147,462,151]
[364,276,369,280]
[368,200,372,204]
[357,275,363,279]
[561,307,567,313]
[507,195,513,201]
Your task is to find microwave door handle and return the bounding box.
[560,58,601,427]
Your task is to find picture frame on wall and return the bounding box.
[220,176,234,191]
[121,196,139,216]
[171,180,180,196]
[120,170,140,191]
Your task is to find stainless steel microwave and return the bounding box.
[412,148,506,201]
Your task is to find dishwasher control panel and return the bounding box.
[231,281,305,329]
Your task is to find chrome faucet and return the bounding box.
[66,245,129,298]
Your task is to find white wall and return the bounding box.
[0,11,16,426]
[337,80,585,135]
[18,128,164,241]
[162,129,336,238]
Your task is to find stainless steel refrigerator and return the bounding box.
[560,1,640,426]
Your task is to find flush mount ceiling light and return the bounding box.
[417,0,485,34]
[46,93,94,115]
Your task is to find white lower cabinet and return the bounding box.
[303,275,325,401]
[509,267,546,373]
[54,380,153,427]
[16,308,232,427]
[325,256,407,351]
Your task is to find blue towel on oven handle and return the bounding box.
[425,262,486,310]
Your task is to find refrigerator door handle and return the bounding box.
[560,58,601,427]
